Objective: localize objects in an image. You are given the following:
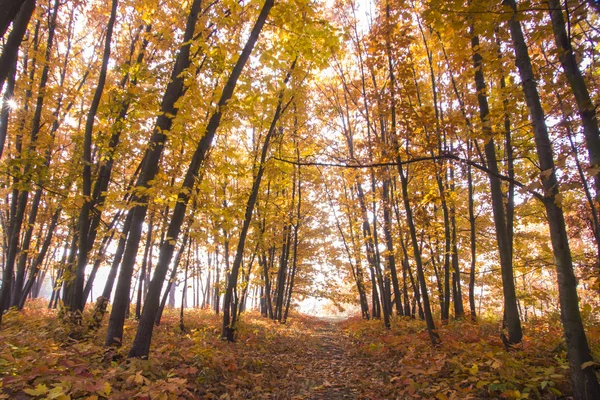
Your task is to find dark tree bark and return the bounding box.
[128,0,273,358]
[471,29,522,344]
[505,0,600,397]
[104,0,202,347]
[222,59,294,339]
[0,0,34,160]
[0,0,28,38]
[0,0,34,95]
[547,0,600,201]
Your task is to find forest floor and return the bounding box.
[1,301,598,399]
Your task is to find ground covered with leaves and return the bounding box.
[1,301,598,399]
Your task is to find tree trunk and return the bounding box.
[0,0,28,38]
[547,0,600,201]
[505,1,600,396]
[136,216,153,319]
[471,29,522,343]
[128,0,273,358]
[156,232,189,326]
[0,0,57,325]
[222,61,294,338]
[104,0,202,347]
[0,0,34,95]
[467,141,477,321]
[18,208,61,309]
[68,0,119,317]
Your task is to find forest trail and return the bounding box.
[246,317,369,399]
[279,319,362,399]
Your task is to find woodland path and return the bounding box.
[244,317,386,399]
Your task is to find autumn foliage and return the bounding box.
[1,0,600,398]
[1,301,598,399]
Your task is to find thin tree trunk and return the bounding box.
[136,216,153,319]
[467,141,477,321]
[18,208,61,309]
[68,0,119,318]
[0,0,58,324]
[547,0,600,201]
[156,231,189,326]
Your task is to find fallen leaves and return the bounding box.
[0,301,595,399]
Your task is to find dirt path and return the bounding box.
[254,319,377,399]
[300,322,361,399]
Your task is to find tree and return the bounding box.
[505,0,600,397]
[104,0,204,347]
[128,0,274,358]
[470,25,522,344]
[0,0,30,39]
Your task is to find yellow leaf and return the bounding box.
[581,361,600,370]
[23,384,49,396]
[469,363,479,375]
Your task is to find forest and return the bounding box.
[0,0,600,398]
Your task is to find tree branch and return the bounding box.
[272,152,545,201]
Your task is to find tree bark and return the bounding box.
[104,0,202,347]
[505,0,600,396]
[0,0,34,94]
[0,0,57,325]
[471,29,522,343]
[547,0,600,201]
[0,0,28,38]
[128,0,273,358]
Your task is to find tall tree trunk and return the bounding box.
[180,243,191,332]
[104,0,202,347]
[505,1,600,396]
[128,0,273,358]
[18,207,61,309]
[471,29,522,343]
[467,141,477,321]
[397,161,439,344]
[67,0,119,317]
[283,141,302,323]
[0,0,58,325]
[547,0,600,202]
